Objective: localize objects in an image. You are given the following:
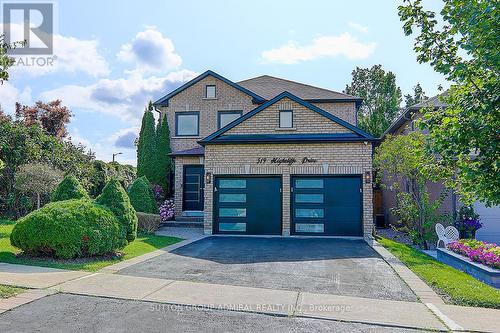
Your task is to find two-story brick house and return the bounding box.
[154,70,376,240]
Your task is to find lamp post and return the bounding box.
[112,152,122,163]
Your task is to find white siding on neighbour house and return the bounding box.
[474,201,500,244]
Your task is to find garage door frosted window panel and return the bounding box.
[291,176,362,236]
[214,177,281,235]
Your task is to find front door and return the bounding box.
[183,165,204,211]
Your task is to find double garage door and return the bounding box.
[213,175,362,236]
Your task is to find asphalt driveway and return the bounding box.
[119,237,417,301]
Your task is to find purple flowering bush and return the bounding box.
[152,184,164,202]
[159,199,175,222]
[448,239,500,269]
[455,205,482,239]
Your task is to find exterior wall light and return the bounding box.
[364,171,372,184]
[205,172,212,184]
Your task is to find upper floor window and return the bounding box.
[206,85,216,98]
[218,110,242,129]
[279,110,293,128]
[175,112,199,136]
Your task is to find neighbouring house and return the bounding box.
[381,95,500,244]
[153,70,376,240]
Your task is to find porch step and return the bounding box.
[161,220,203,228]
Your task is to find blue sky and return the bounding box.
[1,0,448,165]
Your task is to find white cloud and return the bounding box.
[261,33,376,64]
[40,70,198,123]
[117,27,182,74]
[348,22,369,33]
[68,127,138,165]
[0,82,32,114]
[4,24,110,77]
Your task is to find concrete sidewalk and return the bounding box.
[1,262,499,332]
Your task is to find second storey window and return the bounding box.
[279,110,293,128]
[176,112,199,136]
[218,110,242,129]
[206,85,216,98]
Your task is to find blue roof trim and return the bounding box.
[199,91,374,145]
[205,133,376,144]
[153,70,265,107]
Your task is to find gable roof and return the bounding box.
[199,91,374,146]
[383,93,448,136]
[238,75,362,105]
[153,70,266,107]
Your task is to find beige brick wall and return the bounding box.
[203,142,373,240]
[310,102,357,125]
[157,76,257,152]
[173,155,204,217]
[226,97,353,135]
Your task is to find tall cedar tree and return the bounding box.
[156,115,172,194]
[344,65,402,137]
[136,101,158,183]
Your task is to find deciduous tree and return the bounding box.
[15,163,63,209]
[398,0,500,205]
[344,65,402,137]
[404,83,428,107]
[15,100,72,138]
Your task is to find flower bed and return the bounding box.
[448,239,500,270]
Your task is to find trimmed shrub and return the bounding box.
[52,175,89,202]
[10,199,122,259]
[95,179,138,243]
[137,212,161,233]
[127,176,158,214]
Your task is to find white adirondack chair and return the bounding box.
[435,223,460,248]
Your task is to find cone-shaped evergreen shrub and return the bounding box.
[51,175,89,202]
[127,176,158,214]
[95,179,138,243]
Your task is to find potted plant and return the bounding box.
[455,205,482,239]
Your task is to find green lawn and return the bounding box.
[0,219,182,272]
[0,284,25,298]
[379,237,500,309]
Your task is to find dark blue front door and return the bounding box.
[214,176,282,235]
[291,176,362,236]
[183,165,204,211]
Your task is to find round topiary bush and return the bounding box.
[10,199,122,259]
[52,175,89,202]
[95,179,138,243]
[127,176,158,214]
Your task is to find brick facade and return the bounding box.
[204,143,374,240]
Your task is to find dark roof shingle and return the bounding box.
[237,75,361,102]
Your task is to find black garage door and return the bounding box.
[214,176,282,235]
[291,176,362,236]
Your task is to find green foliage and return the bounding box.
[398,0,500,206]
[88,160,136,198]
[14,163,64,209]
[0,158,4,170]
[156,116,173,194]
[52,175,89,202]
[136,212,161,234]
[379,237,500,309]
[375,132,453,248]
[10,200,122,259]
[404,83,428,107]
[344,65,402,137]
[137,102,159,183]
[127,176,158,214]
[0,119,95,217]
[0,34,26,83]
[95,179,138,243]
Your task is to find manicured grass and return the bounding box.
[0,284,25,298]
[0,219,182,272]
[379,237,500,309]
